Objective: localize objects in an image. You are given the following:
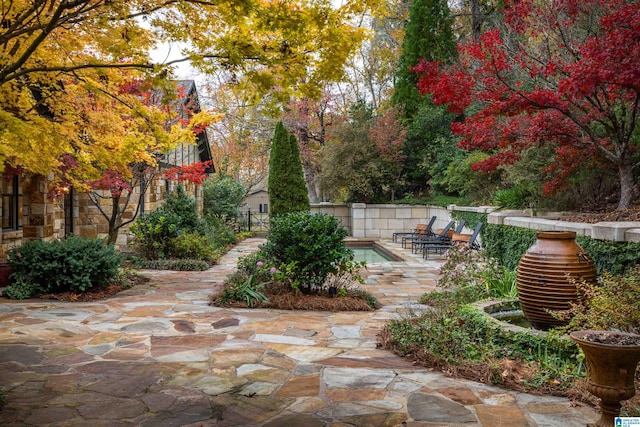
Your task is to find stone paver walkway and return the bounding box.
[0,238,596,426]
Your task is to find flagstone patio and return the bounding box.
[0,238,597,426]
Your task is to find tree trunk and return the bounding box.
[618,162,636,210]
[470,0,482,41]
[107,198,120,246]
[301,157,320,204]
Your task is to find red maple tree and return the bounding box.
[414,0,640,209]
[85,161,211,245]
[57,80,213,245]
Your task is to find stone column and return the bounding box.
[351,203,366,238]
[22,175,55,242]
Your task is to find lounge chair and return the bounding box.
[411,220,455,253]
[397,216,437,247]
[413,220,468,255]
[422,222,483,259]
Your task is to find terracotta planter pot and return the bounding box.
[516,231,596,330]
[570,330,640,427]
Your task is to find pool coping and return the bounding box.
[345,239,405,262]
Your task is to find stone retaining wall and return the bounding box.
[311,203,476,239]
[487,209,640,242]
[312,203,640,243]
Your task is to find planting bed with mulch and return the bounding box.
[0,275,150,303]
[214,292,374,311]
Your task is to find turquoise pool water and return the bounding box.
[350,247,393,263]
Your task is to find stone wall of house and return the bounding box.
[76,179,203,252]
[0,173,205,259]
[0,174,57,260]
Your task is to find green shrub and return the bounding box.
[493,184,539,210]
[171,232,218,261]
[482,224,537,270]
[436,244,517,304]
[450,211,487,230]
[552,266,640,334]
[164,184,200,232]
[203,215,238,248]
[203,175,245,220]
[349,287,380,309]
[576,236,640,276]
[215,273,269,307]
[5,236,122,298]
[261,211,351,292]
[130,209,180,260]
[234,251,277,284]
[493,188,525,209]
[386,303,580,389]
[135,258,210,271]
[3,279,38,300]
[131,186,226,262]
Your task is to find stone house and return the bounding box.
[0,80,213,258]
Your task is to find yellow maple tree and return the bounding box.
[0,0,374,182]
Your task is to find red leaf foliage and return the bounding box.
[89,169,133,198]
[414,0,640,195]
[163,161,212,185]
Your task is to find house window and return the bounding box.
[64,186,74,236]
[139,181,145,215]
[259,203,269,214]
[2,175,22,230]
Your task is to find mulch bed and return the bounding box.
[577,331,640,346]
[37,283,132,302]
[2,275,151,303]
[216,292,374,311]
[561,204,640,223]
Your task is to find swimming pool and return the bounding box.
[346,241,403,263]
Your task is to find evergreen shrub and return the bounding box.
[172,232,219,261]
[130,209,180,260]
[268,122,310,216]
[5,236,122,299]
[261,211,351,292]
[131,185,234,266]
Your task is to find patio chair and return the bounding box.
[422,222,483,259]
[417,220,466,250]
[398,216,437,247]
[393,223,426,243]
[411,220,455,254]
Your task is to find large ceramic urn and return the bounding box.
[570,330,640,427]
[516,231,596,330]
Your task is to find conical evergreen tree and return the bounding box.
[391,0,456,119]
[268,122,310,217]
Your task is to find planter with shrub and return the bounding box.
[212,211,378,311]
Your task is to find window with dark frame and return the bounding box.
[2,175,22,230]
[259,203,268,214]
[139,181,145,215]
[64,186,74,236]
